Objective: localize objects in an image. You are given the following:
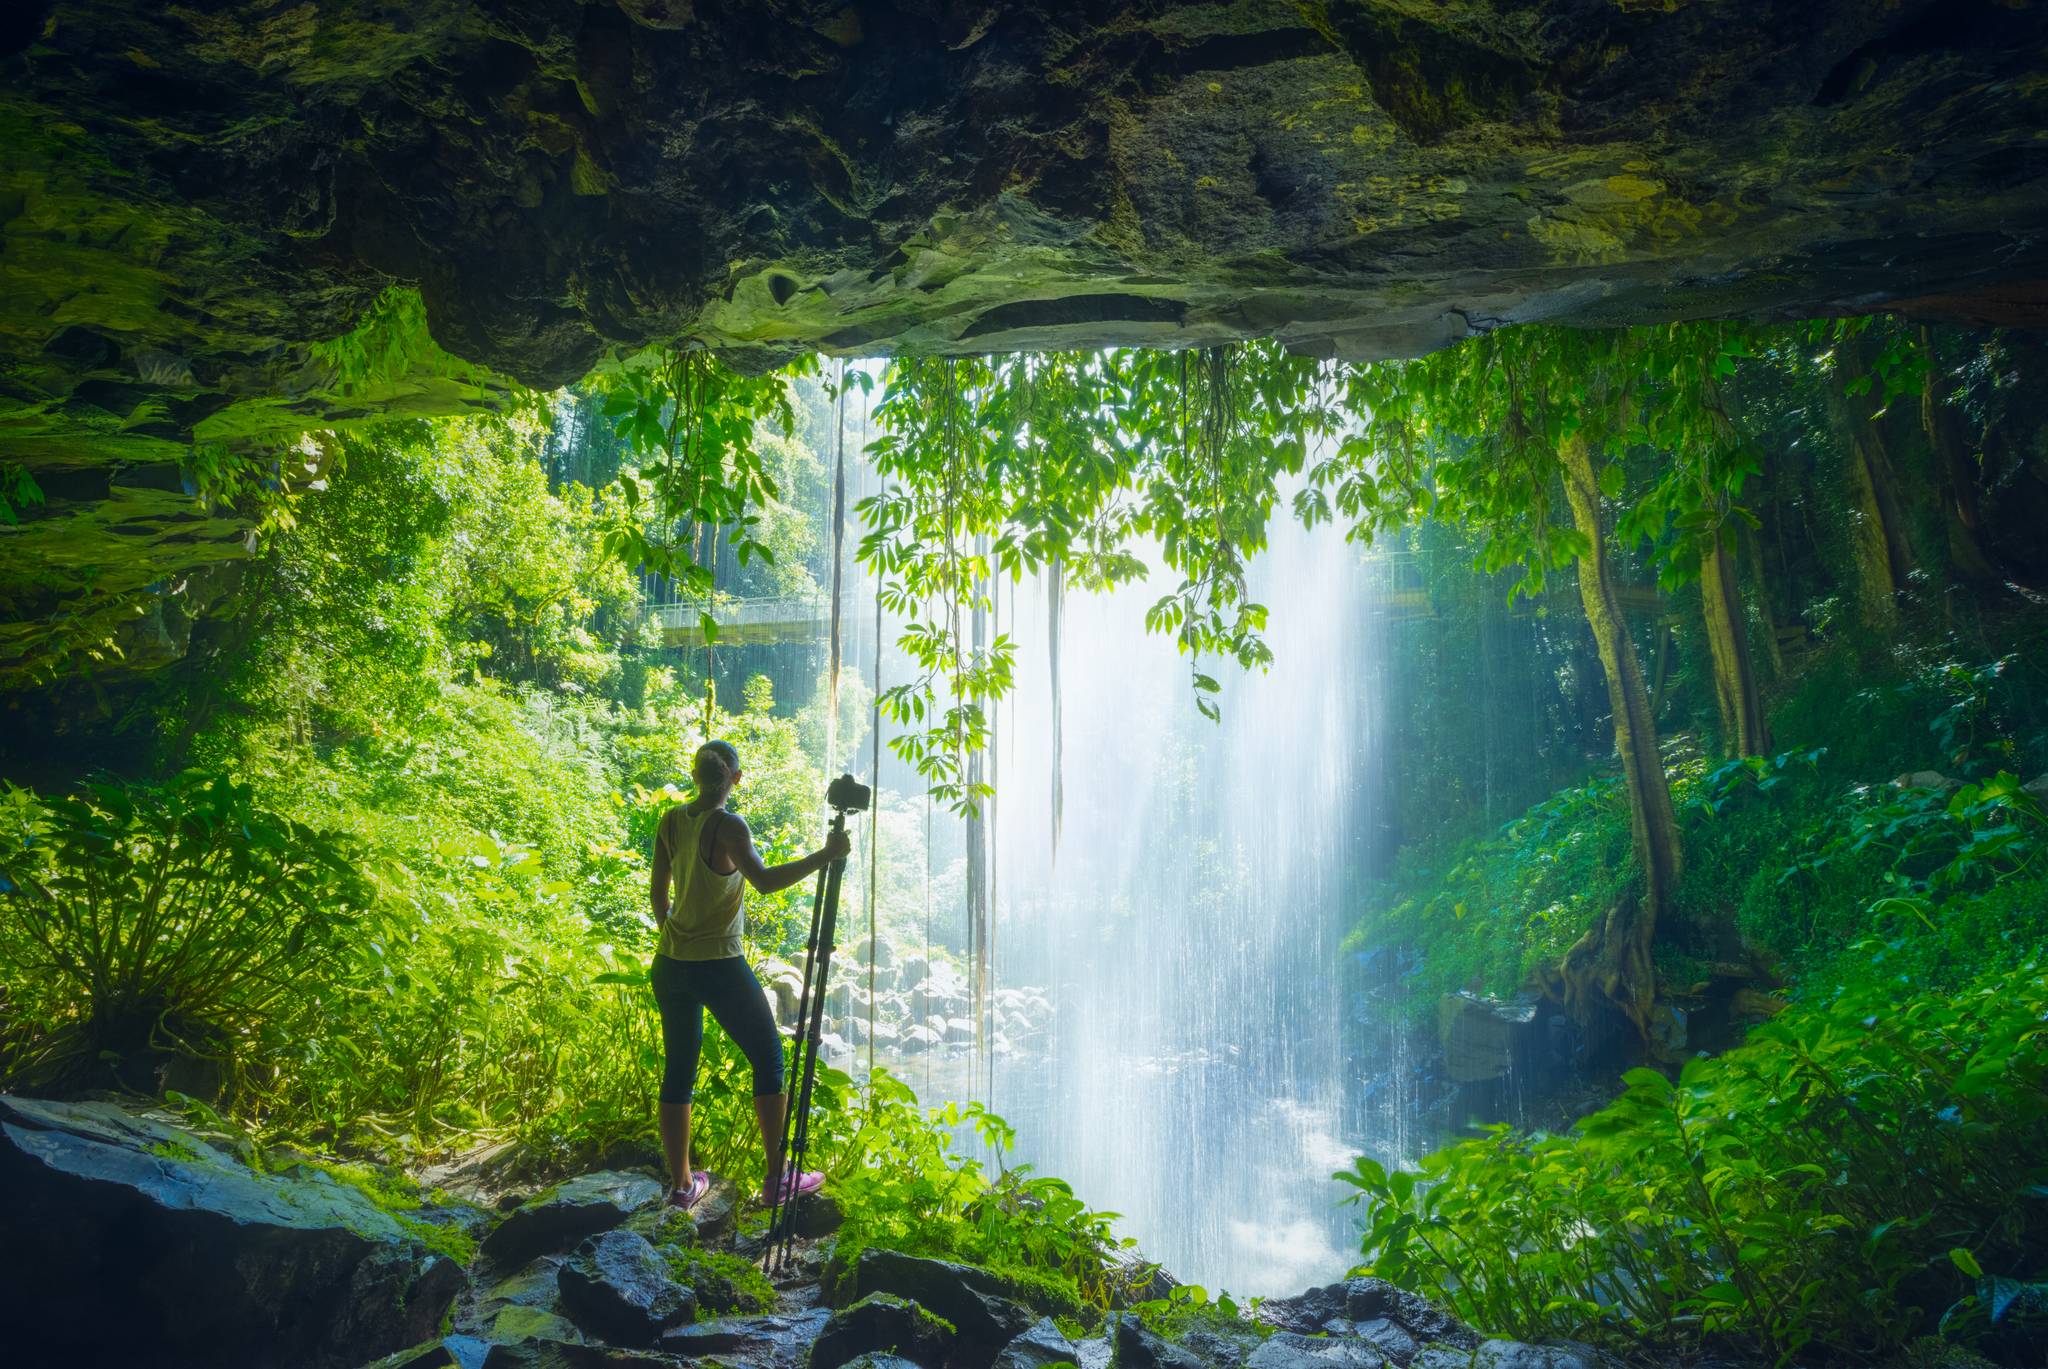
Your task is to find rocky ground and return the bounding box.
[761,941,1053,1062]
[0,1091,1659,1369]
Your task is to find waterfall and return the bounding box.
[958,487,1390,1296]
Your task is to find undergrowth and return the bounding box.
[1339,962,2048,1363]
[1347,633,2048,1021]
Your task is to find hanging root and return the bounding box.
[1539,889,1658,1042]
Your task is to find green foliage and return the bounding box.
[0,774,372,1092]
[1346,771,1634,1013]
[827,1068,1129,1310]
[309,287,495,400]
[1340,963,2048,1363]
[860,345,1332,809]
[0,462,44,524]
[662,1242,778,1315]
[593,347,803,598]
[1353,631,2048,1020]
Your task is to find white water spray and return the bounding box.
[947,490,1391,1296]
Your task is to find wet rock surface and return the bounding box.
[812,1291,958,1369]
[555,1229,696,1346]
[993,1316,1081,1369]
[9,1,2048,685]
[830,1246,1041,1359]
[0,1092,1731,1369]
[0,1094,465,1367]
[479,1170,665,1267]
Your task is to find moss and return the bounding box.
[664,1245,779,1316]
[861,1292,957,1339]
[146,1139,201,1163]
[981,1262,1084,1321]
[395,1211,478,1265]
[301,1157,478,1263]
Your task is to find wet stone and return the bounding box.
[555,1229,696,1347]
[810,1292,954,1369]
[1107,1314,1207,1369]
[660,1307,830,1365]
[1245,1332,1390,1369]
[993,1316,1079,1368]
[480,1171,665,1267]
[836,1247,1035,1361]
[1469,1340,1614,1369]
[1345,1317,1423,1366]
[478,1339,681,1368]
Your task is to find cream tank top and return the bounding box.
[657,806,746,961]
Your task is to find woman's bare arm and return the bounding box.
[720,814,851,896]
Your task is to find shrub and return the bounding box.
[0,774,371,1093]
[1338,963,2048,1363]
[827,1067,1129,1310]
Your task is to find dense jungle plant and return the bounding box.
[827,1067,1128,1310]
[1338,963,2048,1363]
[0,774,372,1092]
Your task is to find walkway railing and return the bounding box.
[654,594,829,645]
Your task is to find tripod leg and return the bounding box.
[765,859,831,1267]
[769,825,849,1271]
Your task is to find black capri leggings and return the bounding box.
[650,953,785,1104]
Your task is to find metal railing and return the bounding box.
[653,594,829,641]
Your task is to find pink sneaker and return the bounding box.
[669,1171,710,1209]
[761,1168,824,1205]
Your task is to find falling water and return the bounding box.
[949,489,1391,1296]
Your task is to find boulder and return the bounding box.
[476,1254,581,1343]
[1437,993,1539,1084]
[994,1317,1080,1369]
[897,957,931,993]
[830,1248,1037,1363]
[899,1027,938,1056]
[0,1094,464,1368]
[1247,1333,1390,1369]
[1414,1342,1612,1369]
[1343,1278,1480,1350]
[810,1292,955,1369]
[943,1017,978,1045]
[556,1229,696,1346]
[1107,1314,1208,1369]
[1344,1319,1423,1366]
[1261,1279,1476,1360]
[359,1336,496,1368]
[785,1188,846,1239]
[660,1308,831,1363]
[480,1171,665,1267]
[763,963,808,1025]
[1256,1283,1348,1333]
[852,936,899,970]
[1892,771,1959,791]
[478,1339,680,1368]
[1073,1337,1113,1369]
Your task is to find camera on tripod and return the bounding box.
[827,772,872,813]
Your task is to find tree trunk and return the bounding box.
[1831,337,1915,626]
[1557,432,1683,1036]
[1740,520,1785,676]
[1918,326,2000,584]
[1699,531,1771,756]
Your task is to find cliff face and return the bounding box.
[4,0,2048,684]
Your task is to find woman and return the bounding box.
[649,740,851,1209]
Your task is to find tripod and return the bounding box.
[762,803,853,1273]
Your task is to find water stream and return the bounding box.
[946,497,1392,1296]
